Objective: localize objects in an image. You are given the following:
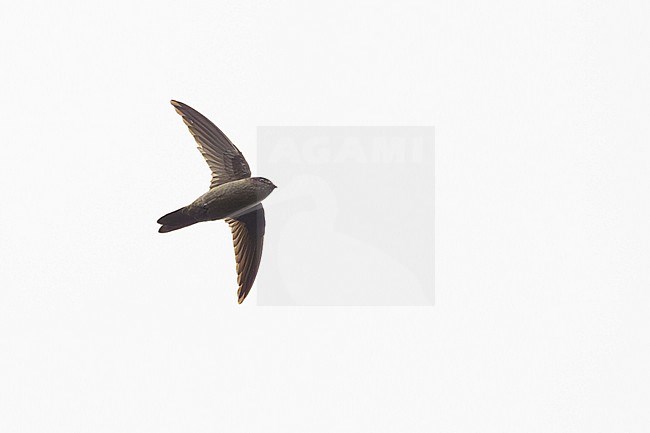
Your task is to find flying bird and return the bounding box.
[157,100,277,304]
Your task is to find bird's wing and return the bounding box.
[171,100,251,188]
[225,204,265,304]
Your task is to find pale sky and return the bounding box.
[1,1,649,432]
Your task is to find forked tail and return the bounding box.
[157,207,198,233]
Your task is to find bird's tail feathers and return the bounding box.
[158,223,191,233]
[157,207,198,233]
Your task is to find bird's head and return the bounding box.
[253,177,277,190]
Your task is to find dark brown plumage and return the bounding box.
[158,100,276,304]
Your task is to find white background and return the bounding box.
[1,1,649,432]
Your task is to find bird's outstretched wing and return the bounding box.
[225,204,265,304]
[171,100,251,188]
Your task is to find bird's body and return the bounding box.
[157,100,276,303]
[158,178,275,232]
[197,177,276,220]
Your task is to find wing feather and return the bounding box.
[171,100,251,188]
[225,205,265,304]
